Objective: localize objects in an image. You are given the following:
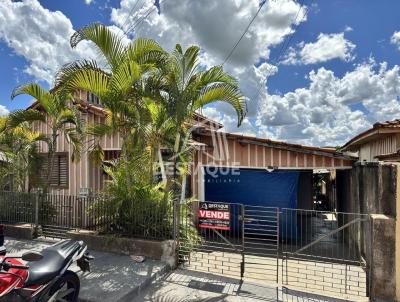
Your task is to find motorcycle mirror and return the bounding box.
[22,251,43,262]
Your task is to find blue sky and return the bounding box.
[269,1,400,93]
[0,0,400,146]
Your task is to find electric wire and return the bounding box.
[120,0,143,35]
[223,0,267,65]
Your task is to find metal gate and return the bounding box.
[179,202,371,300]
[39,195,75,238]
[178,201,280,283]
[243,205,279,283]
[281,208,370,299]
[179,202,245,278]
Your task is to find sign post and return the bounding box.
[198,202,231,231]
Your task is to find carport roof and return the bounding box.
[195,128,356,161]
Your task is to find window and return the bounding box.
[104,150,121,161]
[87,92,101,106]
[38,153,69,188]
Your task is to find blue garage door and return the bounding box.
[204,167,299,239]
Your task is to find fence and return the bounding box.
[281,208,371,297]
[0,191,173,240]
[0,191,36,224]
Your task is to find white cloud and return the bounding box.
[84,0,94,4]
[256,60,400,146]
[0,105,9,116]
[111,0,306,126]
[283,33,356,65]
[112,0,306,68]
[391,31,400,50]
[202,107,258,137]
[0,0,98,84]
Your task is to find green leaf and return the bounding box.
[125,38,167,66]
[194,83,245,126]
[6,110,46,129]
[71,23,127,70]
[86,123,113,137]
[56,60,110,99]
[110,60,142,95]
[11,83,52,113]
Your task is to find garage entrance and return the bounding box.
[178,201,280,284]
[179,164,370,299]
[178,203,370,299]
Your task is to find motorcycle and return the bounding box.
[0,236,93,302]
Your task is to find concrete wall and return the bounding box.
[336,162,397,216]
[67,230,176,267]
[3,223,35,240]
[336,162,400,301]
[370,214,396,300]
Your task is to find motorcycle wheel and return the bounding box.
[54,270,80,302]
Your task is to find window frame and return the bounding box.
[39,152,69,189]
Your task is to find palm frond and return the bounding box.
[88,143,105,165]
[198,65,238,86]
[55,60,110,98]
[71,23,127,69]
[56,108,81,129]
[6,110,45,129]
[194,83,246,126]
[86,123,113,137]
[65,128,82,162]
[11,83,52,112]
[110,60,142,95]
[125,38,167,66]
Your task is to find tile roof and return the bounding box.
[373,119,400,128]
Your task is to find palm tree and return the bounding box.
[55,23,169,186]
[0,116,48,191]
[55,23,246,242]
[56,23,245,180]
[161,44,245,130]
[10,84,82,191]
[155,44,246,187]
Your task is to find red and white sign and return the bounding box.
[198,202,230,231]
[199,210,230,220]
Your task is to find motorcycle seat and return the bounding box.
[24,240,82,286]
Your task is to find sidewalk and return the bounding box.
[4,237,169,302]
[4,237,356,302]
[132,268,351,302]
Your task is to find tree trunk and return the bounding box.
[158,148,167,184]
[45,129,58,194]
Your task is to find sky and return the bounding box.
[0,0,400,147]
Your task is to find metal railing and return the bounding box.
[281,208,371,298]
[0,191,173,240]
[0,191,36,224]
